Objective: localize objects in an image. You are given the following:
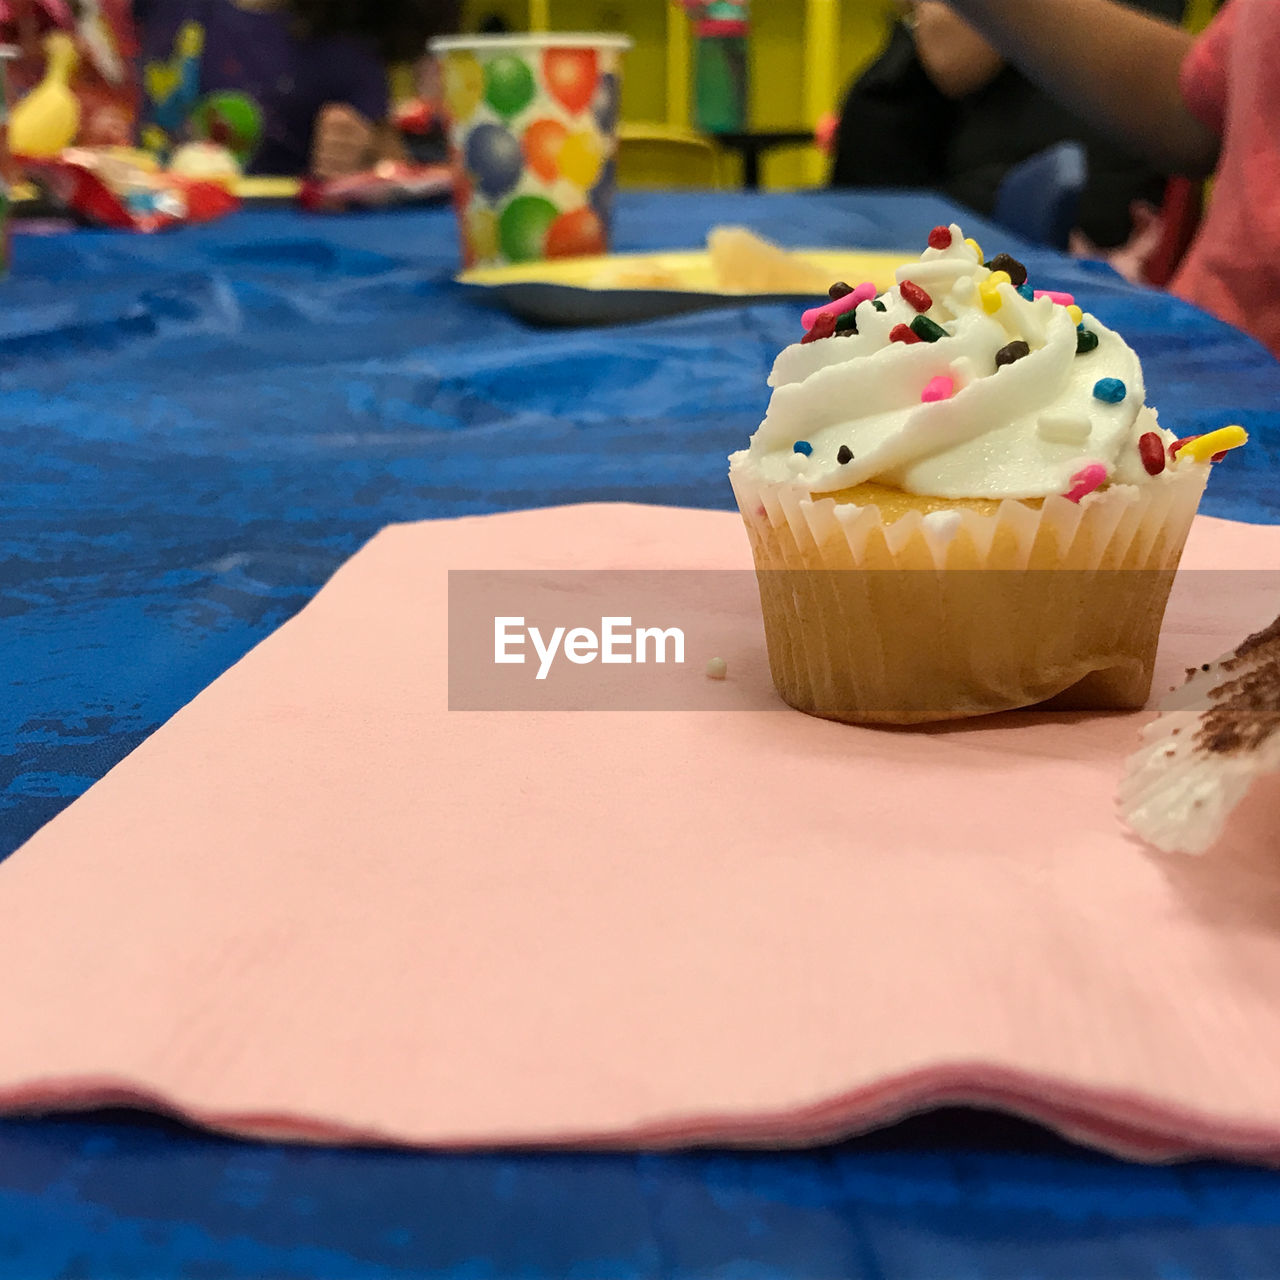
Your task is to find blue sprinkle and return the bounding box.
[1093,377,1127,404]
[1015,283,1034,301]
[793,440,813,456]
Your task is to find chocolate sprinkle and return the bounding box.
[987,252,1028,287]
[837,445,854,465]
[829,281,853,300]
[1192,615,1280,755]
[995,340,1030,368]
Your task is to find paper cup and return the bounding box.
[430,33,630,269]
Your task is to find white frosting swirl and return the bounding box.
[730,226,1173,501]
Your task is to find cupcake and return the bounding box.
[728,224,1247,725]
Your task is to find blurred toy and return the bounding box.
[143,20,203,150]
[3,0,138,148]
[23,146,240,231]
[299,160,452,213]
[394,96,450,166]
[169,139,240,188]
[11,30,79,156]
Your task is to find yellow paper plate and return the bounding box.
[457,249,907,327]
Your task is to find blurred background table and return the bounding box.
[2,190,1280,1278]
[708,129,816,189]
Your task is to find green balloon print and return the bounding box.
[484,55,536,119]
[500,196,559,262]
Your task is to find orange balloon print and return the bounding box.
[522,118,569,183]
[542,47,599,116]
[545,207,607,259]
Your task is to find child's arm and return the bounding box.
[936,0,1219,175]
[909,2,1005,100]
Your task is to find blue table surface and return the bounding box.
[4,190,1280,1279]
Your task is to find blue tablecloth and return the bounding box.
[3,191,1280,1278]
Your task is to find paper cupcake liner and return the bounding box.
[729,464,1210,724]
[1119,616,1280,855]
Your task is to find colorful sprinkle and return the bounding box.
[921,375,954,402]
[928,225,953,250]
[965,237,984,264]
[1093,377,1127,403]
[1035,290,1076,306]
[1015,283,1034,301]
[828,281,853,300]
[1064,463,1108,503]
[1067,304,1084,326]
[1173,424,1248,464]
[987,252,1028,287]
[1076,328,1099,354]
[835,310,859,334]
[890,323,921,345]
[705,657,728,680]
[980,270,1011,313]
[1138,432,1166,475]
[801,281,875,331]
[900,280,933,313]
[995,340,1030,368]
[837,444,854,465]
[801,312,837,344]
[872,298,887,312]
[911,315,947,343]
[793,440,813,456]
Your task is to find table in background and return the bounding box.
[710,129,816,189]
[2,191,1280,1279]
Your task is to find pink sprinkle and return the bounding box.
[1034,290,1076,306]
[921,375,954,403]
[1064,463,1107,503]
[801,281,876,330]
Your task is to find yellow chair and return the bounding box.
[615,122,724,189]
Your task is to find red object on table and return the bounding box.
[299,162,453,213]
[21,152,240,231]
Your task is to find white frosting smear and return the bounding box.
[730,225,1176,501]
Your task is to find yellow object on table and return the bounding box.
[11,33,81,158]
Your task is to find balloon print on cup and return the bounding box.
[432,34,630,268]
[543,47,599,114]
[465,122,523,201]
[484,55,536,119]
[546,207,607,258]
[522,118,568,184]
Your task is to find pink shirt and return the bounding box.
[1175,0,1280,357]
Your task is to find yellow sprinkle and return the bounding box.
[979,270,1010,313]
[1174,425,1248,463]
[965,237,984,265]
[1067,305,1084,325]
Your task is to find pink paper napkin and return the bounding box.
[2,503,1279,1161]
